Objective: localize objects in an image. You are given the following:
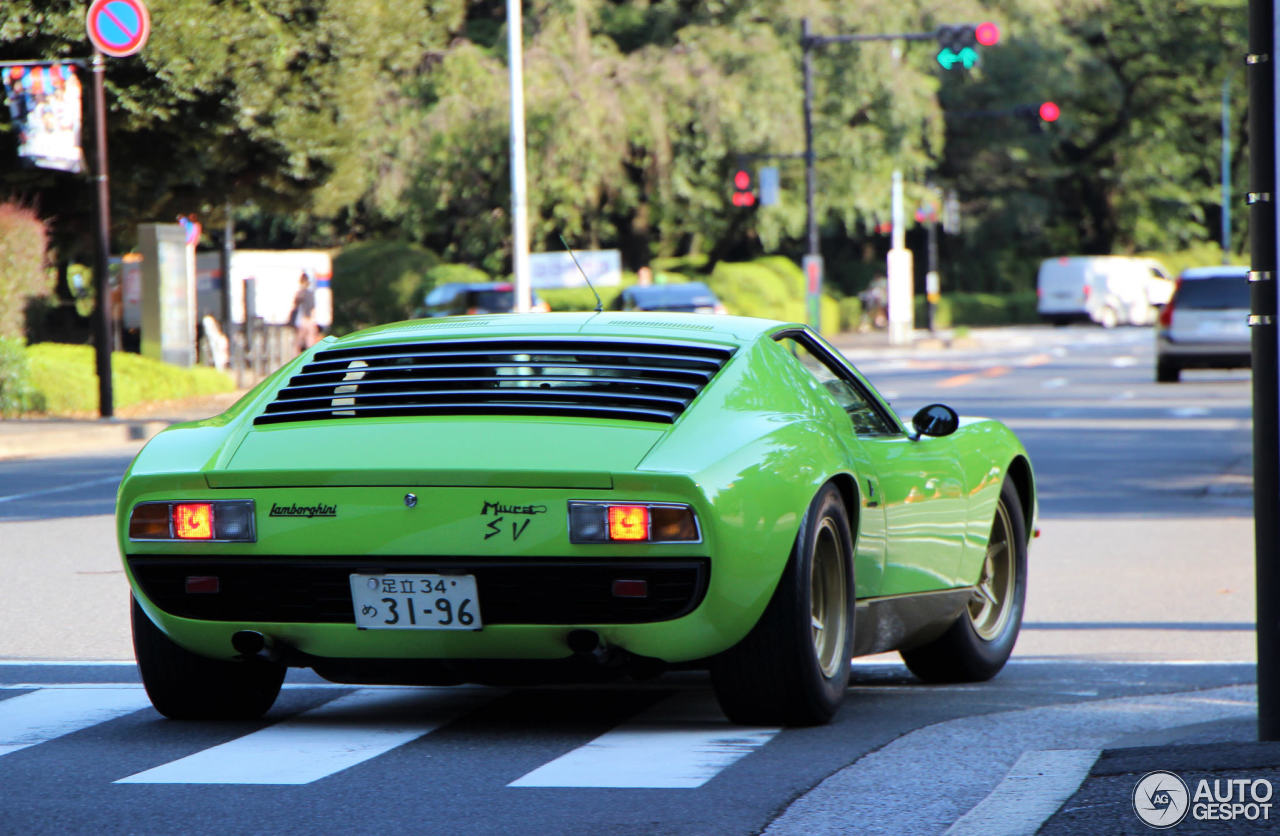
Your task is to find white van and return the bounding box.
[1036,256,1173,327]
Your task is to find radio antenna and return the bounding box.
[558,234,603,312]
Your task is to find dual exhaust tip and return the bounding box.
[232,627,610,663]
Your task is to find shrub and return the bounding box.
[914,292,1039,327]
[708,261,800,321]
[25,343,233,415]
[331,240,440,334]
[0,202,54,339]
[0,336,41,416]
[540,284,625,311]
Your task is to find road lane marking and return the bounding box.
[1005,417,1249,431]
[0,687,151,756]
[0,476,120,505]
[115,687,478,785]
[938,365,1012,389]
[509,691,779,788]
[944,749,1100,836]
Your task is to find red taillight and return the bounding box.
[1158,281,1181,327]
[173,503,214,540]
[607,505,650,541]
[1083,284,1091,300]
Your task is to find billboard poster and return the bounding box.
[529,250,622,289]
[2,63,85,173]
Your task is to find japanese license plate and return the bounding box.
[349,574,482,630]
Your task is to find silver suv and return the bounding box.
[1155,266,1250,383]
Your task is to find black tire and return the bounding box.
[1156,359,1180,383]
[900,478,1027,683]
[132,596,285,720]
[710,485,854,726]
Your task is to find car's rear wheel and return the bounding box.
[710,485,854,726]
[1156,359,1181,383]
[900,478,1027,683]
[132,596,285,720]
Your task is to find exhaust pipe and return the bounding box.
[567,629,609,663]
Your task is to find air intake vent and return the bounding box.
[255,338,735,426]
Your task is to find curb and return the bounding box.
[0,419,170,461]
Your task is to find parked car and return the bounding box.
[1037,256,1173,327]
[1155,265,1251,383]
[611,282,727,314]
[119,313,1036,726]
[419,282,550,317]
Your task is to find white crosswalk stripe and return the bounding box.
[509,691,780,788]
[116,687,480,785]
[0,686,152,756]
[2,684,781,788]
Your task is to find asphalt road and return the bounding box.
[0,325,1261,835]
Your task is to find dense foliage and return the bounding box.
[0,1,1249,300]
[0,201,53,338]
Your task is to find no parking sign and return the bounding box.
[85,0,150,58]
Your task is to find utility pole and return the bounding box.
[1249,0,1280,739]
[90,50,114,418]
[507,0,531,312]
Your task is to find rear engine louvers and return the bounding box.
[254,338,734,426]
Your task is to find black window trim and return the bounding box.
[771,327,906,436]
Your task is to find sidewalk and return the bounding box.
[0,390,246,461]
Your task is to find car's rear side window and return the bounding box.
[776,335,897,436]
[1175,276,1249,309]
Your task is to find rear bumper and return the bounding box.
[1156,335,1251,368]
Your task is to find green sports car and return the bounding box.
[118,313,1036,726]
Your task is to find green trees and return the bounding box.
[0,0,1250,300]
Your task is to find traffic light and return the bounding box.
[731,168,756,207]
[936,21,999,70]
[1013,101,1061,123]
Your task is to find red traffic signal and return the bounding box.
[1038,101,1060,122]
[974,21,1000,47]
[731,169,756,207]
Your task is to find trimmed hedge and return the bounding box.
[708,259,841,332]
[0,336,40,416]
[913,292,1039,328]
[24,343,234,415]
[331,240,440,334]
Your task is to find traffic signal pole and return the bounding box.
[1249,0,1280,740]
[798,20,997,335]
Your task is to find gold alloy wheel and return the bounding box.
[969,500,1017,641]
[810,517,849,678]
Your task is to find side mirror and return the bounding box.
[911,403,959,439]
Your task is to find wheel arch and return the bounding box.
[1005,455,1035,545]
[827,472,861,546]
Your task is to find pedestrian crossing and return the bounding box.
[0,683,779,788]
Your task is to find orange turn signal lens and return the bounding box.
[173,503,214,540]
[607,505,649,541]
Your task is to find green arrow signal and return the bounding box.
[936,46,979,70]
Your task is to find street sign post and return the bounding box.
[86,0,151,58]
[83,0,150,418]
